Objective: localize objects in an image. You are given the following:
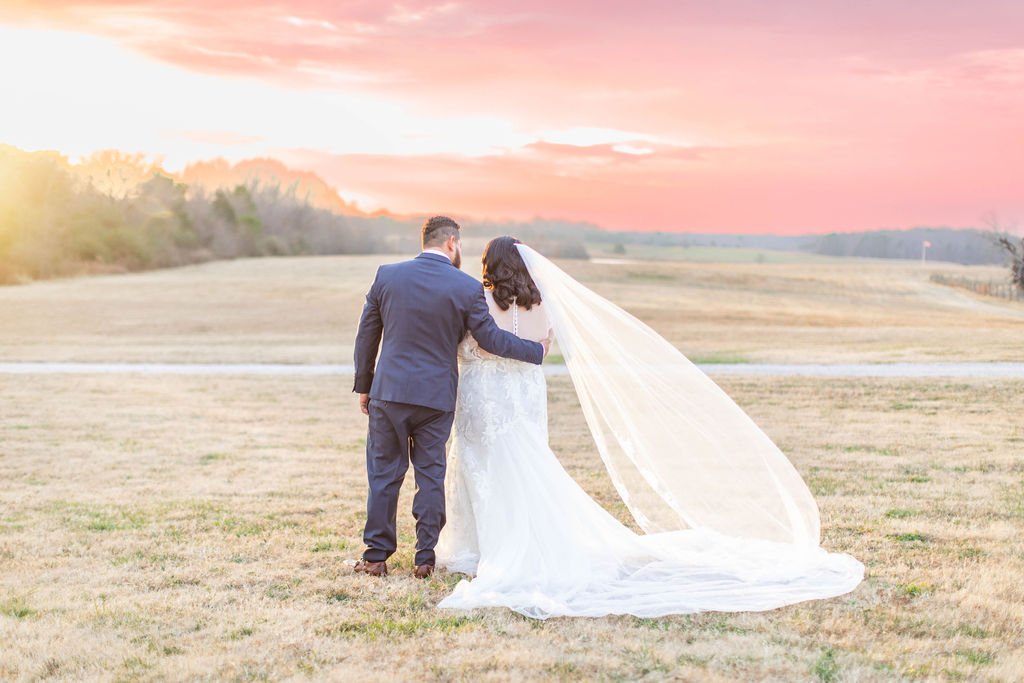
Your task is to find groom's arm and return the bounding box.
[353,269,384,396]
[465,287,545,365]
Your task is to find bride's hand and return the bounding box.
[541,328,554,358]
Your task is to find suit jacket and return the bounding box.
[353,252,544,412]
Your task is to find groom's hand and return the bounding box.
[541,328,554,358]
[358,393,370,416]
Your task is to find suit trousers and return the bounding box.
[362,399,455,566]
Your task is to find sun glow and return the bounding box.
[0,26,542,169]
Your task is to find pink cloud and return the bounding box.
[279,138,1022,233]
[3,1,1024,232]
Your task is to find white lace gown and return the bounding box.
[434,329,863,620]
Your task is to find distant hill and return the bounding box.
[180,157,368,217]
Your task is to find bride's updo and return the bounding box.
[481,236,542,311]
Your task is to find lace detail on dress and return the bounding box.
[454,332,546,447]
[438,331,548,575]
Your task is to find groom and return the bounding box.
[352,216,549,578]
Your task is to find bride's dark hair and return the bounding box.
[481,236,542,311]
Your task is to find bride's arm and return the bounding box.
[472,343,495,359]
[463,332,495,359]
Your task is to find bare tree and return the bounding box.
[981,212,1024,292]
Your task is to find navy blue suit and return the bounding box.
[353,251,544,565]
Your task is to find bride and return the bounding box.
[434,236,863,619]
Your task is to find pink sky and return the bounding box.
[2,1,1023,233]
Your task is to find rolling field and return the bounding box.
[2,252,1024,681]
[0,252,1022,364]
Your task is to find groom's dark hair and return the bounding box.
[422,215,461,248]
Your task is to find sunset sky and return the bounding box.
[2,1,1022,233]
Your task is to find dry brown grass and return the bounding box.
[2,254,1023,681]
[0,253,1021,363]
[2,374,1022,681]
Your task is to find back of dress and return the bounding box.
[455,290,550,448]
[442,291,555,575]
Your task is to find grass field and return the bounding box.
[2,252,1024,681]
[1,252,1022,364]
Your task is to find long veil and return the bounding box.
[516,244,821,547]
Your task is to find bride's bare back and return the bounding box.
[462,289,551,357]
[485,289,550,340]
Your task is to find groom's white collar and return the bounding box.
[421,248,451,263]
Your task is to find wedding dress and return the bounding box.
[434,245,863,619]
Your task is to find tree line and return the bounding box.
[0,146,409,284]
[2,144,1020,290]
[582,225,1016,267]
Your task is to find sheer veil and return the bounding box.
[516,244,822,547]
